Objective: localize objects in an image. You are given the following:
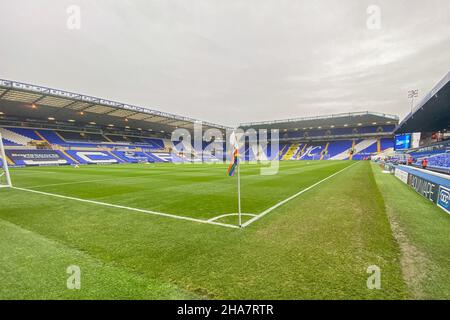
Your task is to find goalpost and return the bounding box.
[0,132,12,188]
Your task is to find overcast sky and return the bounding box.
[1,0,449,127]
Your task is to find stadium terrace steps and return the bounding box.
[64,150,122,164]
[246,144,269,161]
[250,144,259,161]
[244,144,263,162]
[143,152,165,163]
[58,149,80,164]
[55,131,67,142]
[107,151,126,163]
[150,152,172,162]
[127,150,170,163]
[0,128,38,146]
[112,151,138,163]
[320,142,330,160]
[326,141,352,160]
[0,127,166,151]
[1,125,396,167]
[293,144,306,159]
[282,143,300,160]
[57,131,109,143]
[278,144,289,160]
[298,144,324,160]
[351,139,378,160]
[37,130,66,145]
[281,124,396,139]
[103,135,114,143]
[349,140,356,160]
[245,139,391,162]
[413,152,450,173]
[8,128,43,141]
[329,139,377,160]
[380,138,394,151]
[257,144,268,161]
[0,152,14,166]
[0,138,21,147]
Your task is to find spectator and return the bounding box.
[421,158,428,169]
[407,157,413,166]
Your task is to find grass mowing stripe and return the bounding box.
[10,161,351,220]
[12,161,355,227]
[0,161,409,299]
[242,161,359,227]
[371,163,450,299]
[0,217,193,299]
[25,178,124,189]
[11,186,240,229]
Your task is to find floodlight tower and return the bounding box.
[408,89,419,114]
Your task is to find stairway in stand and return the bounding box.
[282,143,300,160]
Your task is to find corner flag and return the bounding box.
[227,148,239,176]
[227,131,242,227]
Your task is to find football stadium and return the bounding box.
[0,1,450,305]
[1,73,449,300]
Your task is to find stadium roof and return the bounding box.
[396,71,450,134]
[0,79,404,136]
[0,79,230,135]
[240,111,399,131]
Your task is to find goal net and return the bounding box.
[0,132,12,188]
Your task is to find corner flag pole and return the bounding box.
[229,131,242,228]
[237,157,242,228]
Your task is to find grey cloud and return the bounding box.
[0,0,449,126]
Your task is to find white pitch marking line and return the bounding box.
[241,162,359,228]
[9,170,58,175]
[11,186,240,229]
[208,213,256,222]
[26,178,126,189]
[24,173,172,188]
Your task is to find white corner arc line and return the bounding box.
[241,162,359,228]
[11,186,240,229]
[208,213,256,222]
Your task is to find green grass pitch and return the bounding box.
[0,161,449,299]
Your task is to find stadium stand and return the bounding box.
[0,124,397,166]
[1,79,399,167]
[417,153,450,174]
[393,71,450,174]
[240,112,398,162]
[405,141,450,174]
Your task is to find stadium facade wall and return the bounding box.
[1,125,397,167]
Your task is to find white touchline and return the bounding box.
[241,162,359,228]
[11,186,240,229]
